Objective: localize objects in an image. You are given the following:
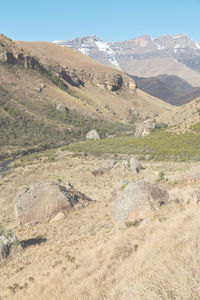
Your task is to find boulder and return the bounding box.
[0,227,19,260]
[50,212,65,223]
[15,182,93,226]
[184,165,200,182]
[56,103,69,113]
[114,181,169,227]
[86,129,100,140]
[129,157,143,173]
[92,160,116,176]
[135,120,156,137]
[109,180,129,201]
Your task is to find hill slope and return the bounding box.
[131,74,200,106]
[0,34,170,160]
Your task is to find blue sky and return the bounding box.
[0,0,199,42]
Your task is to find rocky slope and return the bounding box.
[54,34,200,86]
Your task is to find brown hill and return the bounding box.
[16,40,170,119]
[0,34,171,161]
[156,96,200,132]
[131,74,200,106]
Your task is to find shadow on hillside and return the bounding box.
[20,237,47,249]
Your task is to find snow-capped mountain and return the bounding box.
[53,34,200,86]
[53,35,122,69]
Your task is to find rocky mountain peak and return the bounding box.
[52,34,200,85]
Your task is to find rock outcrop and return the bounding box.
[114,181,169,227]
[86,129,101,140]
[15,182,93,226]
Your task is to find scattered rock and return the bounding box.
[50,212,65,223]
[86,129,100,140]
[129,157,143,173]
[135,120,156,137]
[56,103,69,113]
[65,180,74,189]
[184,165,200,182]
[121,160,129,169]
[15,182,93,226]
[114,181,169,227]
[92,160,116,176]
[0,227,20,260]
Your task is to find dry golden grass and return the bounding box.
[1,150,200,299]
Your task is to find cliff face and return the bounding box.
[0,34,136,94]
[58,66,136,92]
[0,34,42,69]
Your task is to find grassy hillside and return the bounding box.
[67,129,200,161]
[0,84,135,161]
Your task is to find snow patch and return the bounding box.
[174,44,185,53]
[195,43,200,50]
[52,40,63,44]
[95,41,121,68]
[173,34,186,39]
[78,47,89,55]
[151,37,165,50]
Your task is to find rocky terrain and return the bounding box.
[2,32,200,300]
[54,34,200,87]
[1,149,200,299]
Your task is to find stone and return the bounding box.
[0,227,19,260]
[129,157,143,173]
[56,103,69,113]
[184,165,200,181]
[121,160,129,169]
[0,243,9,260]
[135,120,156,137]
[65,180,74,189]
[86,129,100,140]
[15,182,93,226]
[109,180,129,201]
[114,181,169,227]
[50,212,65,223]
[92,160,116,176]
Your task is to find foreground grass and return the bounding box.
[67,130,200,161]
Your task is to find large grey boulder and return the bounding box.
[86,129,100,140]
[135,120,156,137]
[15,182,93,226]
[184,165,200,182]
[0,227,19,260]
[114,181,169,227]
[129,157,143,173]
[56,103,69,113]
[92,160,116,176]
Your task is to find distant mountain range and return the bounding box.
[53,34,200,87]
[130,74,200,106]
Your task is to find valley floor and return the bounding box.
[0,150,200,299]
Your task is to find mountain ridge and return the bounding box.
[53,34,200,87]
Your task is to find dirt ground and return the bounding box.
[0,150,199,299]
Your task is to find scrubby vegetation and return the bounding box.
[0,85,134,162]
[67,130,200,161]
